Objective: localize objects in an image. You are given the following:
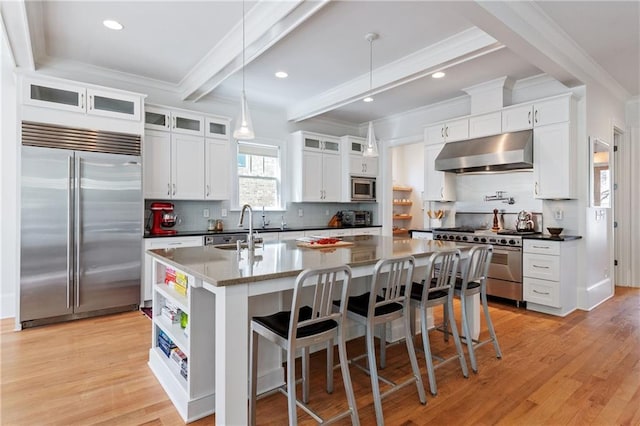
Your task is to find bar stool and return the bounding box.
[454,245,502,373]
[249,265,360,426]
[410,249,468,396]
[340,256,426,425]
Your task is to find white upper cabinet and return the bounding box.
[425,118,469,145]
[290,131,342,202]
[341,136,379,177]
[143,105,230,200]
[205,138,230,200]
[533,122,576,199]
[24,77,141,121]
[143,130,205,200]
[469,111,502,138]
[424,143,456,201]
[502,95,572,132]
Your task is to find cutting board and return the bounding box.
[296,241,355,249]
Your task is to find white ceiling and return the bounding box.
[3,1,638,126]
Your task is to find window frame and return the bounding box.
[233,138,287,211]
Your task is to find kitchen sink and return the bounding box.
[213,243,263,251]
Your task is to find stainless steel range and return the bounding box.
[432,218,540,306]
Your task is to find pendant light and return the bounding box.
[363,32,379,158]
[233,0,255,140]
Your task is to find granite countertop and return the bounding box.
[522,234,582,241]
[144,224,382,238]
[147,235,461,287]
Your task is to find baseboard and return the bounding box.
[579,278,613,311]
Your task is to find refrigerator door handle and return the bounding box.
[75,156,81,307]
[66,155,73,309]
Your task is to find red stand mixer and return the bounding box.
[149,202,178,235]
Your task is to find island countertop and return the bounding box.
[147,235,462,287]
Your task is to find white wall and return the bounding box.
[624,98,639,286]
[578,81,626,308]
[1,24,18,319]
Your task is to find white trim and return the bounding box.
[0,12,16,66]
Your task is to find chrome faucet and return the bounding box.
[238,204,262,251]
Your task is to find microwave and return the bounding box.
[351,176,376,201]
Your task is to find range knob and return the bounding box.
[455,236,461,241]
[480,238,487,243]
[473,237,479,242]
[434,235,441,240]
[500,239,507,245]
[509,239,516,245]
[449,235,455,241]
[462,236,468,241]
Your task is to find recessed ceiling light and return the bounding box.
[103,20,123,30]
[432,71,446,79]
[363,96,374,103]
[275,71,288,79]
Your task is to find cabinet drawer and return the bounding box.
[524,277,560,308]
[146,236,203,249]
[523,239,560,255]
[523,253,560,281]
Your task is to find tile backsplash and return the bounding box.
[144,200,379,232]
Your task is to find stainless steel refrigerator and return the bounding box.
[20,122,142,328]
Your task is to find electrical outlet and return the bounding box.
[554,209,563,220]
[298,208,304,217]
[221,208,227,217]
[203,208,210,218]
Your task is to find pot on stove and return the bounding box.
[516,210,534,231]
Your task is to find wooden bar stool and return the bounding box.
[340,255,427,425]
[410,249,469,396]
[249,265,360,426]
[454,245,503,373]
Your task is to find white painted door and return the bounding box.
[502,104,533,132]
[24,79,86,113]
[144,130,172,198]
[322,152,342,201]
[171,111,204,136]
[533,97,571,127]
[424,144,455,201]
[302,150,323,201]
[469,112,502,138]
[425,123,446,145]
[444,118,469,142]
[205,138,230,200]
[533,122,573,199]
[86,88,140,121]
[171,133,205,199]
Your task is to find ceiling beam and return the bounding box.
[180,0,329,102]
[287,27,501,122]
[452,0,630,101]
[0,0,35,70]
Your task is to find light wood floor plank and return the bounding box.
[1,287,638,425]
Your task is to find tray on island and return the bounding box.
[295,236,355,249]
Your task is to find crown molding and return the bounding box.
[511,73,557,92]
[35,56,181,94]
[0,11,16,66]
[180,0,329,102]
[472,1,630,102]
[287,27,500,122]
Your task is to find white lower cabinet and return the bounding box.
[523,239,577,316]
[142,237,203,303]
[148,257,215,423]
[278,231,305,241]
[352,227,381,236]
[411,231,433,240]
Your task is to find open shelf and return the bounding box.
[393,185,412,192]
[393,201,413,206]
[393,228,408,235]
[393,215,413,220]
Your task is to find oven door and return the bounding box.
[488,245,522,283]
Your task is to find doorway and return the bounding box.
[613,126,632,287]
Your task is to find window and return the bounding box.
[237,142,281,209]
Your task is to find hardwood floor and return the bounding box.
[2,287,639,425]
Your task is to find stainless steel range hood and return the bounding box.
[435,129,533,173]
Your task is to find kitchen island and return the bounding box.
[147,235,478,424]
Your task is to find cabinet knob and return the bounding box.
[173,183,176,196]
[534,109,538,124]
[167,183,171,196]
[528,110,531,125]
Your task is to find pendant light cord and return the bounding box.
[369,37,373,93]
[242,0,246,93]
